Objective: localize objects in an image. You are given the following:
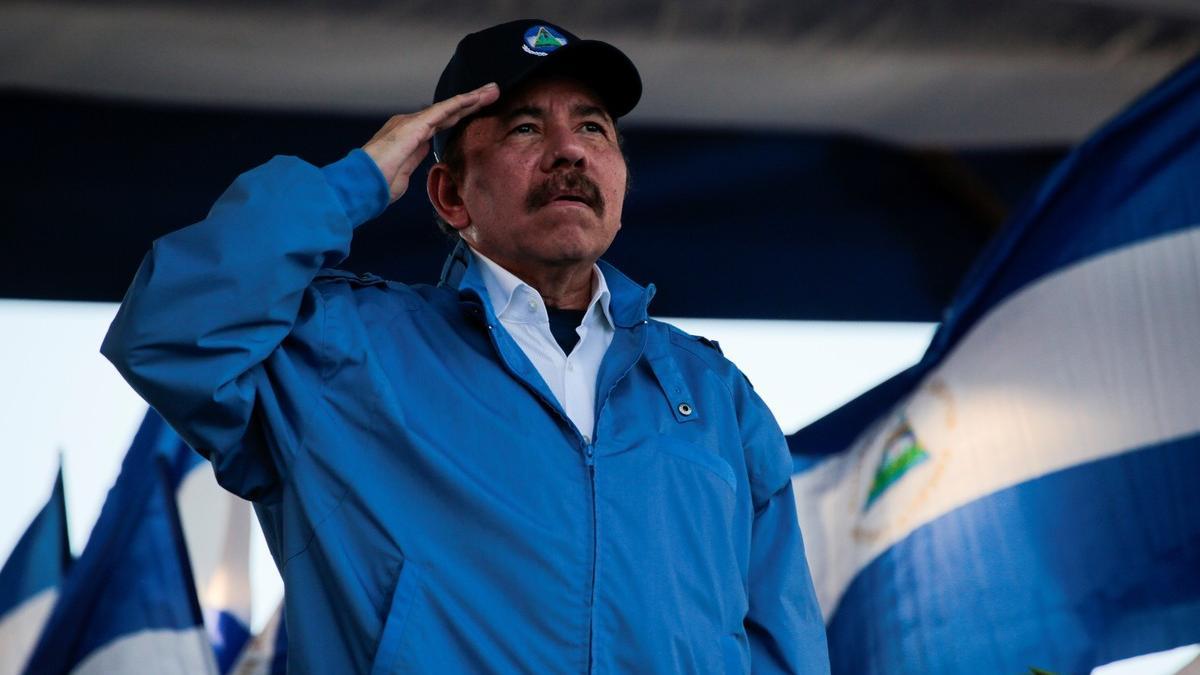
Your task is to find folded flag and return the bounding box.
[229,601,287,675]
[21,409,217,675]
[789,54,1200,674]
[0,465,71,675]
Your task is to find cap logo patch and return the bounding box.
[522,25,567,57]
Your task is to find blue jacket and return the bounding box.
[101,149,830,674]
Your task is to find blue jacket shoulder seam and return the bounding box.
[661,325,739,399]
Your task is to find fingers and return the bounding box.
[360,82,500,203]
[421,82,500,133]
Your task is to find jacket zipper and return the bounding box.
[584,321,649,673]
[584,441,596,674]
[482,318,649,674]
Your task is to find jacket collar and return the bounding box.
[438,239,655,328]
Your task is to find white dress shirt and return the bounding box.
[470,248,615,442]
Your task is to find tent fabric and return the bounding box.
[2,1,1198,145]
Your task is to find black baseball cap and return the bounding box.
[432,19,642,160]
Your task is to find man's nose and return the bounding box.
[540,125,587,172]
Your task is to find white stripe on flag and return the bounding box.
[72,626,218,675]
[0,588,57,675]
[794,226,1200,620]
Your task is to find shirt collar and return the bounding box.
[440,239,649,328]
[469,247,613,328]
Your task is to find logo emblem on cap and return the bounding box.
[522,25,568,57]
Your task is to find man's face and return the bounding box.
[451,77,628,272]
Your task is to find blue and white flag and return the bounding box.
[116,409,255,670]
[229,602,287,675]
[789,55,1200,673]
[21,410,217,675]
[0,466,71,675]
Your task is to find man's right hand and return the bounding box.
[362,82,500,204]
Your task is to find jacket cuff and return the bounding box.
[321,148,390,226]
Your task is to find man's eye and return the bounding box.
[511,123,536,135]
[583,122,607,134]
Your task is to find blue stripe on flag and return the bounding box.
[0,466,71,617]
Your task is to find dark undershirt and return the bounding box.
[546,307,587,355]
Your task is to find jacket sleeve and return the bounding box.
[741,386,832,674]
[100,149,389,500]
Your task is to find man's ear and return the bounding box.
[427,164,470,231]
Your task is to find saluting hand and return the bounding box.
[362,82,500,204]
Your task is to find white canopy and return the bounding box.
[3,0,1198,145]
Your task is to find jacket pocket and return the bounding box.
[655,437,738,493]
[370,559,424,675]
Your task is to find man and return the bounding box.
[102,19,829,674]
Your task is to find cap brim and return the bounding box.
[432,37,641,161]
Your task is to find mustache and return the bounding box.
[525,171,605,217]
